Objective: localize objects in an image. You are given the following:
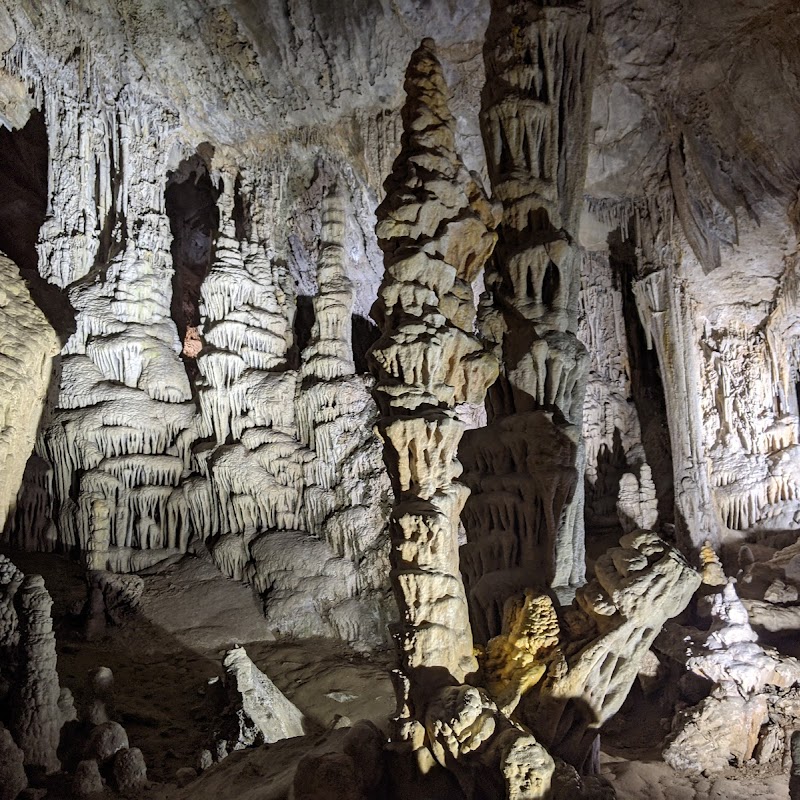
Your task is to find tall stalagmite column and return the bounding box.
[301,182,356,381]
[460,0,597,635]
[370,39,555,799]
[370,36,501,698]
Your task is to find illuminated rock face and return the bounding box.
[480,531,700,772]
[0,6,396,647]
[0,255,58,537]
[2,7,800,798]
[369,38,559,800]
[369,36,501,686]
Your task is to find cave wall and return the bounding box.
[0,0,799,650]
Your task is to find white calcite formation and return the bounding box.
[0,2,398,650]
[0,21,393,647]
[218,646,305,754]
[9,574,63,774]
[185,166,392,645]
[627,188,800,548]
[370,38,557,800]
[659,564,800,774]
[577,250,654,531]
[3,42,198,568]
[0,254,58,537]
[460,0,596,630]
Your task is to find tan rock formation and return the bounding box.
[481,532,700,772]
[0,254,58,537]
[370,36,501,690]
[370,38,555,799]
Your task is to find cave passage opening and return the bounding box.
[0,109,74,339]
[611,226,676,526]
[165,154,221,382]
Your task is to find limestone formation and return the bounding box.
[699,541,727,587]
[370,36,500,687]
[301,182,356,380]
[659,576,800,773]
[616,469,658,535]
[0,254,58,537]
[481,591,560,717]
[0,724,27,800]
[578,251,653,533]
[1,1,800,797]
[84,721,129,764]
[370,38,556,799]
[0,26,392,648]
[460,0,596,628]
[0,554,23,664]
[112,747,148,795]
[10,574,62,774]
[72,759,104,798]
[480,531,700,772]
[83,666,115,726]
[218,645,305,753]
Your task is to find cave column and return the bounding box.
[459,0,596,635]
[369,39,554,799]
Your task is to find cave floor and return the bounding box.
[3,548,791,800]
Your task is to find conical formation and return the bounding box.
[370,35,501,702]
[369,39,556,800]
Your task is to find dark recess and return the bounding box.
[164,157,220,385]
[0,109,75,340]
[610,226,675,525]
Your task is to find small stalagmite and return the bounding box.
[10,574,63,774]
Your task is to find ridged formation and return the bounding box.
[460,0,595,631]
[370,39,555,799]
[10,574,63,774]
[301,182,355,381]
[371,34,500,696]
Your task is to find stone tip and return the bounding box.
[420,37,436,50]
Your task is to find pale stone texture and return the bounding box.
[0,254,58,537]
[369,37,555,800]
[10,574,62,774]
[219,645,305,752]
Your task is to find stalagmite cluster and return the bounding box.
[0,9,393,646]
[1,0,800,797]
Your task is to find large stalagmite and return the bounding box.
[369,38,555,799]
[460,0,596,636]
